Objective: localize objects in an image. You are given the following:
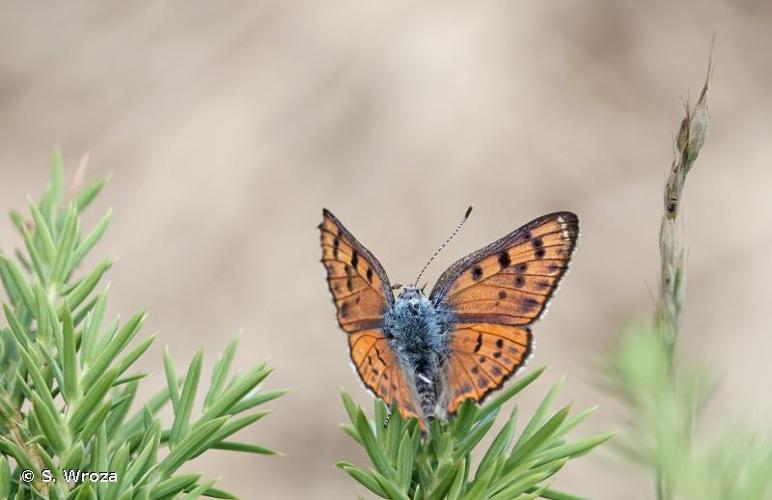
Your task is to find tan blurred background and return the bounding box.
[2,1,772,498]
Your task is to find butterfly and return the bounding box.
[319,207,579,423]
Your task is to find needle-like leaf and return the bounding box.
[0,161,284,497]
[339,366,607,500]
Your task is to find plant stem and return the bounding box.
[656,476,668,500]
[653,51,712,500]
[4,404,46,494]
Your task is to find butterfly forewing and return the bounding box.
[320,209,422,421]
[320,210,393,331]
[430,212,579,414]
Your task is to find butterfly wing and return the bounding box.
[320,209,422,420]
[430,212,579,414]
[348,332,422,420]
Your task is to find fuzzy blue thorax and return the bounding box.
[383,287,454,416]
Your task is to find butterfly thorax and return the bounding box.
[383,287,454,417]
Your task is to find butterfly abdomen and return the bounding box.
[384,287,454,418]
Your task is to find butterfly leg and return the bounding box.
[383,402,394,428]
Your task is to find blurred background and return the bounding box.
[1,1,771,498]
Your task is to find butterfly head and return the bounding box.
[395,286,430,315]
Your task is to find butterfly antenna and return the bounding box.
[413,205,473,287]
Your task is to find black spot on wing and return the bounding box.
[498,251,511,269]
[472,265,483,281]
[375,346,388,366]
[521,297,540,313]
[345,265,354,291]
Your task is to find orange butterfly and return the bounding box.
[319,208,578,423]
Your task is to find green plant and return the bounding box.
[0,156,285,498]
[337,367,612,500]
[601,54,772,499]
[602,325,772,500]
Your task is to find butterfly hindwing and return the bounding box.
[320,209,422,420]
[447,323,532,413]
[348,332,422,421]
[431,212,579,414]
